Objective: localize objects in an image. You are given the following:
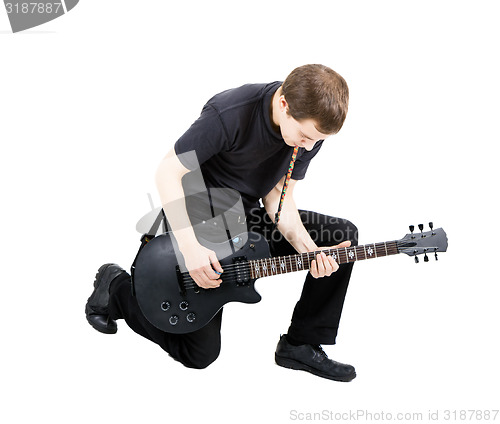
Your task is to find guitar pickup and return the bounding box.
[232,256,250,285]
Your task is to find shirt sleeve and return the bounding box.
[174,103,229,170]
[291,140,324,180]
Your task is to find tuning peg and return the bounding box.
[429,222,435,235]
[409,225,415,239]
[424,252,429,262]
[414,256,419,264]
[418,223,424,234]
[434,252,438,261]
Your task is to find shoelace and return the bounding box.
[313,344,328,359]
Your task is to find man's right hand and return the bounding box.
[179,241,224,289]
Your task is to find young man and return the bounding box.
[86,64,358,382]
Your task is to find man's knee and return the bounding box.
[178,346,221,370]
[343,219,358,246]
[321,218,358,247]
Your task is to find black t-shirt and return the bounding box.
[174,82,323,213]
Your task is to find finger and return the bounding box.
[202,265,222,287]
[321,254,332,277]
[200,275,221,288]
[325,254,338,275]
[202,264,222,282]
[316,253,327,277]
[191,269,220,289]
[333,240,351,249]
[329,254,339,272]
[195,277,220,289]
[191,272,210,289]
[208,251,224,274]
[320,252,334,277]
[310,259,319,279]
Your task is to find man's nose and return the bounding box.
[303,140,315,151]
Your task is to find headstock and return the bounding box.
[398,222,448,263]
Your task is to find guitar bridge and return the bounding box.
[175,265,187,295]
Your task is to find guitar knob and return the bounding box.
[160,301,171,311]
[169,315,179,326]
[179,301,189,311]
[186,312,196,323]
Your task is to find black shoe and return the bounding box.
[85,263,126,334]
[275,334,356,382]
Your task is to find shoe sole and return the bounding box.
[85,313,117,334]
[275,354,356,382]
[94,263,113,288]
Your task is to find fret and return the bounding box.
[384,242,388,256]
[279,257,286,273]
[366,244,376,258]
[330,248,338,263]
[253,261,260,277]
[338,248,347,264]
[296,254,303,271]
[304,253,312,270]
[357,245,366,261]
[307,251,316,268]
[375,243,386,257]
[271,258,277,275]
[346,247,356,262]
[386,241,397,256]
[262,259,268,276]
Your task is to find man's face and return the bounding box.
[276,94,331,151]
[280,114,331,151]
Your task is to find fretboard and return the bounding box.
[248,240,399,278]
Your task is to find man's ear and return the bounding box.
[279,95,289,113]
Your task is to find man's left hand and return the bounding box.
[310,240,352,279]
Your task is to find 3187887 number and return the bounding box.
[444,410,500,421]
[5,3,62,14]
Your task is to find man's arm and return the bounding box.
[155,149,223,288]
[262,177,350,278]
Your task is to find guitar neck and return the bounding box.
[248,240,400,278]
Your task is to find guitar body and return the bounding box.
[133,231,270,334]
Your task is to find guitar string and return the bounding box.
[178,250,436,291]
[177,241,401,280]
[179,246,402,289]
[155,237,436,291]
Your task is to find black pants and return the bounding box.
[108,208,357,369]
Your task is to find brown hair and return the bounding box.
[281,64,349,135]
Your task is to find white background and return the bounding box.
[1,1,499,423]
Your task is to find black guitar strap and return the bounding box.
[130,208,167,296]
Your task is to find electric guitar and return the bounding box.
[133,223,448,334]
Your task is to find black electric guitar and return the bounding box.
[133,223,448,334]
